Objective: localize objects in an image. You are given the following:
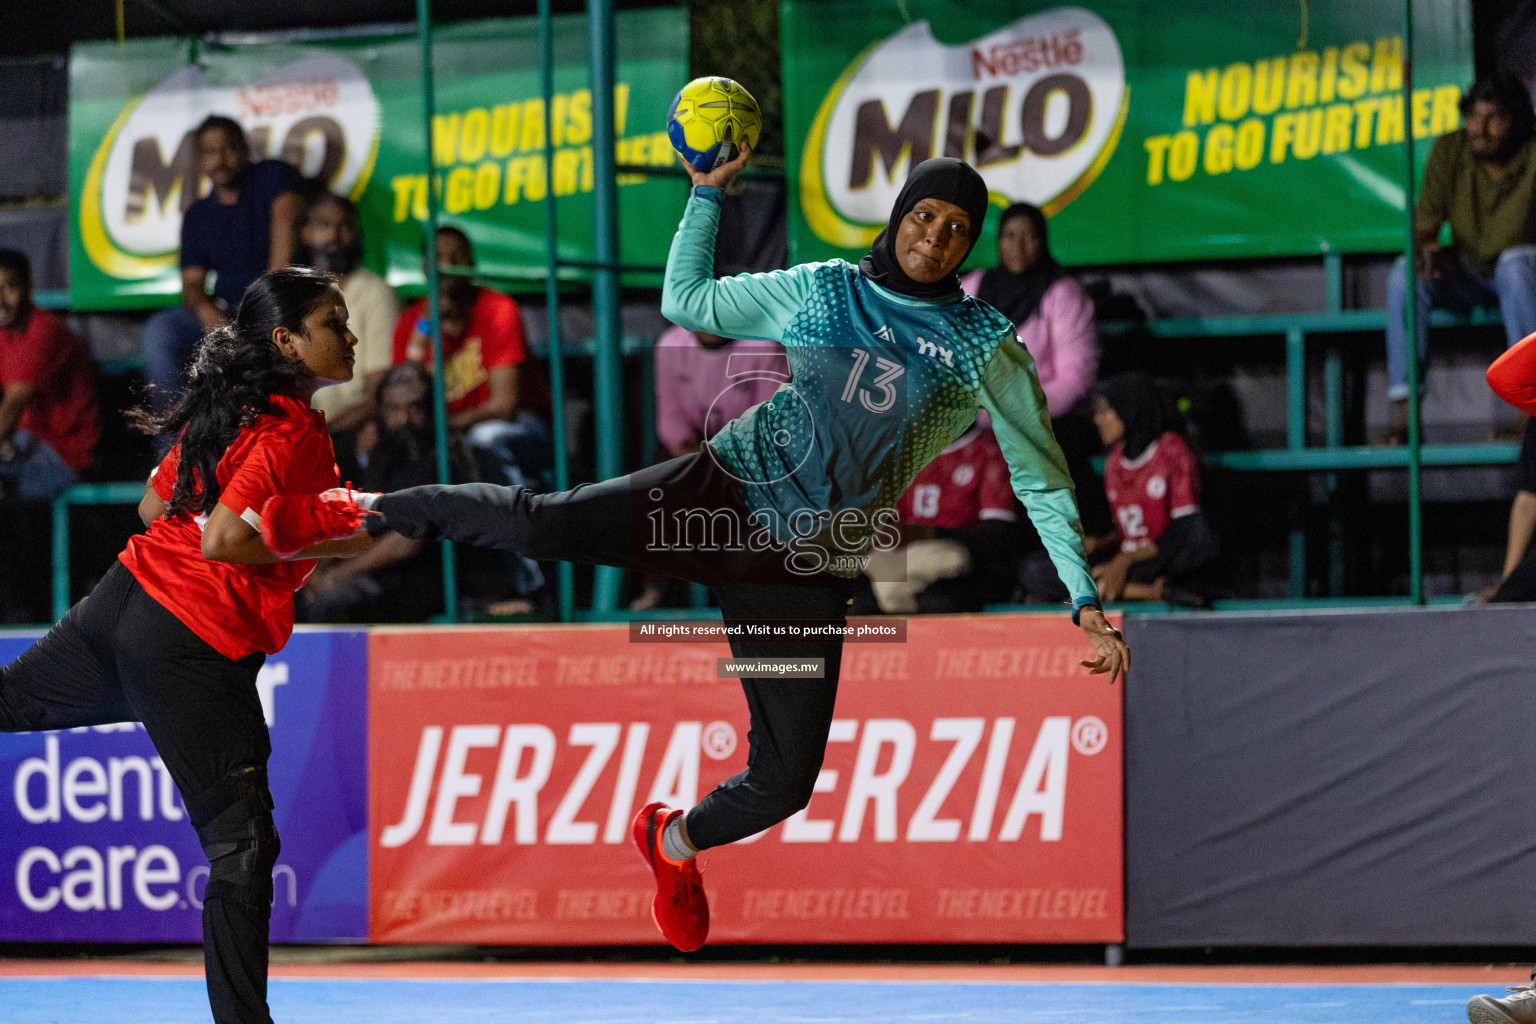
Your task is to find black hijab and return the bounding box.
[1097,373,1177,462]
[858,157,990,301]
[975,203,1064,327]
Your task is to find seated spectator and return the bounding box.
[141,115,305,415]
[630,324,786,610]
[1092,374,1217,602]
[1381,72,1536,442]
[0,249,100,499]
[394,225,550,488]
[861,423,1018,614]
[1018,374,1216,604]
[961,202,1111,536]
[653,325,787,456]
[303,363,468,623]
[302,194,400,432]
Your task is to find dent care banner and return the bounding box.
[368,615,1122,945]
[782,0,1472,267]
[67,10,687,310]
[0,629,368,941]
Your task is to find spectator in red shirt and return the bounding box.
[0,249,100,498]
[393,225,550,488]
[862,424,1020,613]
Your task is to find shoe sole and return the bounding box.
[1468,998,1528,1024]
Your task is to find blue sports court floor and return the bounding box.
[0,974,1504,1024]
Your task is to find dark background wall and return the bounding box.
[1125,606,1536,947]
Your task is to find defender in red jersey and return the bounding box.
[864,426,1019,613]
[896,424,1016,528]
[1489,330,1536,416]
[121,394,341,660]
[0,269,377,1024]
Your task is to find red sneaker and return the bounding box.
[260,488,373,559]
[632,802,709,952]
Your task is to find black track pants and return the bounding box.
[0,562,276,1024]
[373,450,855,848]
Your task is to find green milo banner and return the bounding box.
[782,0,1472,268]
[68,10,687,310]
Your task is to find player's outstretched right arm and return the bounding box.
[661,150,816,343]
[1489,331,1536,415]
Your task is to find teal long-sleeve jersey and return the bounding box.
[661,187,1099,611]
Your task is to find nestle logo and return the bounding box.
[971,29,1084,80]
[237,76,340,119]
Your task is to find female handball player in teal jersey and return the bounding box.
[263,150,1130,952]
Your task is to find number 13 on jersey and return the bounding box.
[841,348,905,414]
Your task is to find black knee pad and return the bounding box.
[188,766,280,912]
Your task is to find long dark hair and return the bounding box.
[133,267,337,517]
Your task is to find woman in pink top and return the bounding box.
[652,325,786,456]
[962,203,1111,540]
[961,202,1098,417]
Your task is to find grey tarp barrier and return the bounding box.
[1126,605,1536,947]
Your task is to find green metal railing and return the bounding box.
[1100,272,1507,598]
[415,0,459,622]
[53,287,1508,618]
[45,0,1478,619]
[1401,0,1425,604]
[51,481,145,621]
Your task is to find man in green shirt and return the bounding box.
[1384,72,1536,438]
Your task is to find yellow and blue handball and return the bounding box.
[667,76,762,172]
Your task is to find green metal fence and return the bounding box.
[46,0,1496,621]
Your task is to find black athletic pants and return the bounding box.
[0,562,277,1024]
[371,449,853,850]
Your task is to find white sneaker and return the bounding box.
[1469,983,1536,1024]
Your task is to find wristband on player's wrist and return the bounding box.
[1072,599,1101,626]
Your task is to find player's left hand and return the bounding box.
[1078,606,1129,685]
[680,142,752,191]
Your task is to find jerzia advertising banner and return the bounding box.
[368,615,1122,945]
[782,0,1472,267]
[68,10,687,310]
[0,629,368,942]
